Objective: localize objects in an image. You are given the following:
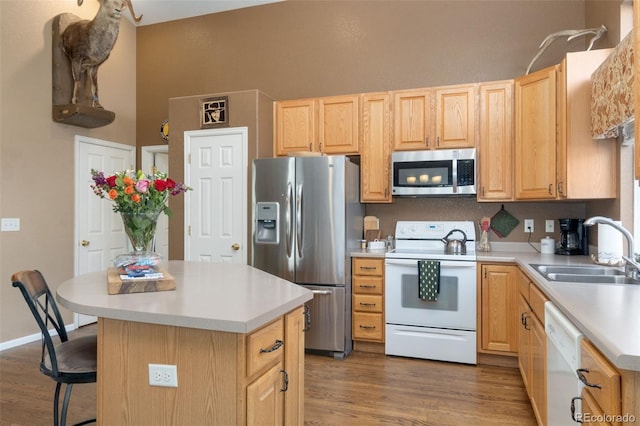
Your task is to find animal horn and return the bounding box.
[124,0,143,22]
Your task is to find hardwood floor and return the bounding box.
[0,326,536,425]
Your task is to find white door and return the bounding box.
[141,146,169,261]
[184,127,247,263]
[75,136,135,326]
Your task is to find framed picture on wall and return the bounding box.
[200,96,228,128]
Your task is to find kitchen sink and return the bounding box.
[530,264,640,285]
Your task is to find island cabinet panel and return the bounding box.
[97,308,304,426]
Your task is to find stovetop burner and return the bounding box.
[386,220,477,261]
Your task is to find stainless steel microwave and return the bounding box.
[391,148,476,196]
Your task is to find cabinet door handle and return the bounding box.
[425,136,429,147]
[521,312,530,330]
[548,184,553,195]
[359,266,377,271]
[359,302,376,307]
[576,368,602,389]
[280,369,289,392]
[259,339,283,353]
[359,284,376,289]
[359,324,376,329]
[571,397,583,423]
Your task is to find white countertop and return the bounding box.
[479,250,640,372]
[56,261,313,334]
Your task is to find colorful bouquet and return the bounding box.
[90,169,190,217]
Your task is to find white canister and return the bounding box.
[540,237,555,254]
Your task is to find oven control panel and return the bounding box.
[395,221,476,241]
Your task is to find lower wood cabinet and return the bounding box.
[579,339,622,426]
[478,263,519,354]
[352,257,385,343]
[517,268,548,426]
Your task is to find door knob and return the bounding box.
[231,243,240,251]
[81,240,90,247]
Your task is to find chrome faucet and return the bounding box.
[584,216,640,279]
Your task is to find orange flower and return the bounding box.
[123,176,134,185]
[131,194,141,203]
[124,185,134,195]
[108,189,118,200]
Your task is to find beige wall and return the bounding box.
[0,0,136,343]
[135,0,624,258]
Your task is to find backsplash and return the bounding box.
[364,197,586,243]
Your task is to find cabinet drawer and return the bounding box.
[353,258,384,276]
[581,388,611,426]
[247,318,284,378]
[353,294,383,313]
[353,275,383,295]
[353,312,384,341]
[579,339,621,421]
[528,283,548,322]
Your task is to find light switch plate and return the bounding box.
[1,218,20,232]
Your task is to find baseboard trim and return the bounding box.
[0,324,76,352]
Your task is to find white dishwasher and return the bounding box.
[545,302,584,425]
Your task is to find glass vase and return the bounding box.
[115,209,163,268]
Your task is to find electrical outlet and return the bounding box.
[545,220,554,233]
[1,218,20,232]
[149,364,178,387]
[524,219,534,233]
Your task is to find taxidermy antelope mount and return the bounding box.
[61,0,142,108]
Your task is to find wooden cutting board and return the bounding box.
[364,216,379,232]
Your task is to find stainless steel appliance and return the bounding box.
[556,218,588,255]
[391,148,476,196]
[385,220,477,364]
[545,302,584,425]
[252,155,364,359]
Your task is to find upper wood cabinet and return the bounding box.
[515,50,616,201]
[392,85,476,151]
[274,98,316,155]
[556,49,616,199]
[274,95,359,156]
[360,92,392,203]
[434,84,476,149]
[318,95,360,154]
[514,65,558,200]
[478,81,514,201]
[392,89,432,151]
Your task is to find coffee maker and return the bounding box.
[555,218,588,255]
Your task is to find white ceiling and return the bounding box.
[124,0,283,26]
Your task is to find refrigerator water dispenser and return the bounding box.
[255,202,279,244]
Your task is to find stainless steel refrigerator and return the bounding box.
[252,155,363,359]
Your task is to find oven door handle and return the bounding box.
[385,259,476,268]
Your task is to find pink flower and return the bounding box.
[135,179,150,193]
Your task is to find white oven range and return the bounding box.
[385,220,477,364]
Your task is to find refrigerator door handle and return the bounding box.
[285,182,293,258]
[296,183,303,258]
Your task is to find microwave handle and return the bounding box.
[385,259,476,268]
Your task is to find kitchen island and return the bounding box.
[57,260,312,426]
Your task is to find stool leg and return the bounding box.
[53,382,62,426]
[60,383,73,426]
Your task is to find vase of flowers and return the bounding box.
[90,169,191,267]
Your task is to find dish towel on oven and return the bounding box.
[418,260,440,301]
